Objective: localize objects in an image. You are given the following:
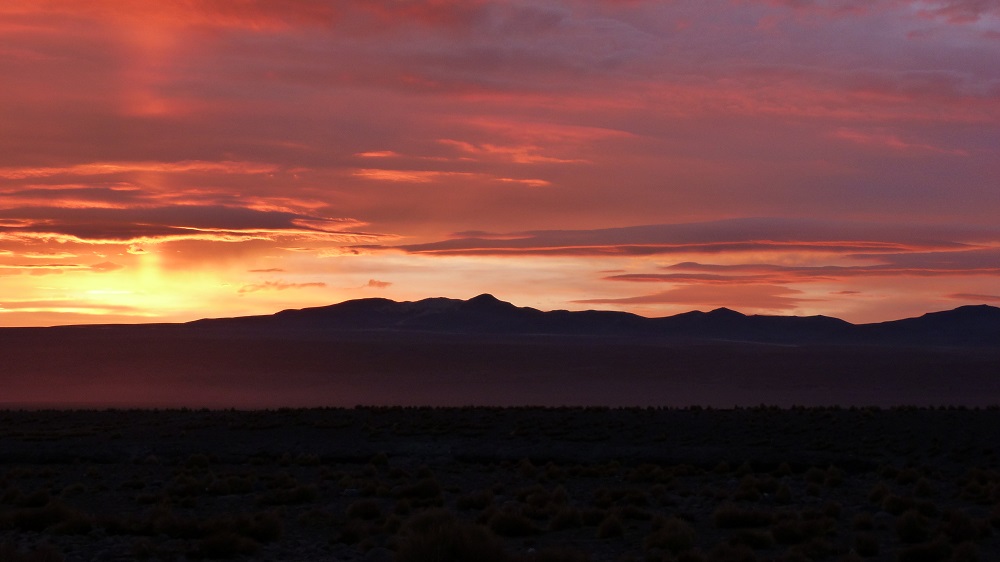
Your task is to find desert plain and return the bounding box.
[2,406,999,561]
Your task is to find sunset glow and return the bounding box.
[2,0,999,326]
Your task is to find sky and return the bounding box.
[1,0,998,327]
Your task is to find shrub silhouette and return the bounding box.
[0,543,64,562]
[644,516,696,554]
[395,509,509,562]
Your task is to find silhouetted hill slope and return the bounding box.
[858,305,1000,346]
[190,295,999,347]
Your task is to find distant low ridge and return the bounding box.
[190,294,1000,347]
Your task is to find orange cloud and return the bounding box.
[238,280,327,294]
[577,284,810,312]
[352,168,550,187]
[437,139,586,164]
[0,161,279,180]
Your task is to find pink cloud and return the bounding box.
[831,128,969,156]
[947,292,1000,302]
[577,284,810,312]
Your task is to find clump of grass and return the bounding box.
[770,516,831,545]
[520,546,592,562]
[346,499,382,520]
[773,484,792,505]
[596,513,624,539]
[881,494,916,516]
[729,529,774,550]
[255,484,318,506]
[706,542,758,562]
[940,509,981,544]
[549,507,584,531]
[852,512,874,530]
[1,501,92,535]
[712,504,774,529]
[488,507,540,537]
[896,540,952,562]
[644,516,695,554]
[13,489,51,508]
[0,543,64,562]
[394,477,443,507]
[456,489,494,511]
[231,511,282,543]
[853,533,879,557]
[896,510,931,544]
[395,509,509,562]
[194,531,260,559]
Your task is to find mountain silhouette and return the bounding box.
[4,296,999,408]
[191,295,1000,347]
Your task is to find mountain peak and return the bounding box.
[706,307,745,318]
[464,293,517,310]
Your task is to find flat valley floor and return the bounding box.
[1,407,999,561]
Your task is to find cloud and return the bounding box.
[830,127,969,156]
[0,160,279,180]
[385,218,997,257]
[0,299,140,313]
[908,0,1000,23]
[437,139,585,164]
[0,204,382,246]
[248,268,285,273]
[652,249,1000,280]
[352,168,550,187]
[576,284,810,312]
[947,292,1000,302]
[365,279,392,288]
[237,281,327,294]
[89,261,123,272]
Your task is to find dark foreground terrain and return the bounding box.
[2,407,999,561]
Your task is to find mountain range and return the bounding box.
[189,294,1000,347]
[4,295,999,408]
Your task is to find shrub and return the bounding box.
[644,517,696,554]
[896,540,952,562]
[5,502,91,534]
[706,543,758,562]
[730,529,774,550]
[255,484,318,506]
[949,542,980,562]
[596,514,624,539]
[489,509,540,537]
[940,510,979,544]
[394,478,443,505]
[520,546,592,562]
[195,531,260,559]
[853,533,879,557]
[232,511,282,543]
[395,510,509,562]
[455,489,494,511]
[896,510,931,544]
[0,543,64,562]
[774,484,792,505]
[549,507,584,531]
[770,517,830,545]
[713,505,774,529]
[853,512,874,530]
[346,499,383,520]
